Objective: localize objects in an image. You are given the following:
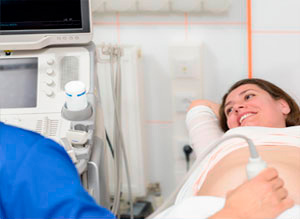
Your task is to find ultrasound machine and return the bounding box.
[0,0,110,209]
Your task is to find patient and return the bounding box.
[180,78,300,219]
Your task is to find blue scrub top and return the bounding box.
[0,122,116,219]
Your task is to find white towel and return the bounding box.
[155,196,300,219]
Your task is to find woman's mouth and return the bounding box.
[239,113,255,125]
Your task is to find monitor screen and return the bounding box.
[0,0,89,33]
[0,0,92,50]
[0,58,38,108]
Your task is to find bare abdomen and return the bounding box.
[197,145,300,204]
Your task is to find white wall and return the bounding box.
[92,0,300,199]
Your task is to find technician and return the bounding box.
[0,122,116,219]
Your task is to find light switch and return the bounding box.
[173,58,198,78]
[169,42,202,79]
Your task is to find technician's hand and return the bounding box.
[209,167,294,219]
[188,100,220,119]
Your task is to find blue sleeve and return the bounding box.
[1,136,116,219]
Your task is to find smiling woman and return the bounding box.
[224,84,290,128]
[179,78,300,219]
[219,78,300,131]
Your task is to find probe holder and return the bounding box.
[61,102,93,121]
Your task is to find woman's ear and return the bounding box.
[278,99,291,115]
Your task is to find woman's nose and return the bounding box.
[233,104,245,112]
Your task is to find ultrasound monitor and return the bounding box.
[0,0,93,50]
[0,58,38,108]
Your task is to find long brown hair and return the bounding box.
[219,78,300,132]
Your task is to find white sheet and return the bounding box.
[155,196,300,219]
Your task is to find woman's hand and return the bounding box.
[209,167,294,219]
[188,100,220,119]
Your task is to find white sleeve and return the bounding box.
[186,105,224,158]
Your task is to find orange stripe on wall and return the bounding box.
[189,21,246,25]
[93,21,246,26]
[247,0,253,79]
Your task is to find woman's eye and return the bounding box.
[245,94,255,100]
[226,107,233,115]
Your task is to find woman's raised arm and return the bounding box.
[188,100,220,120]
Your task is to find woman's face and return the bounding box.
[224,84,290,129]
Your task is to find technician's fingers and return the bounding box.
[272,178,284,191]
[278,197,294,212]
[276,188,289,200]
[257,167,278,181]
